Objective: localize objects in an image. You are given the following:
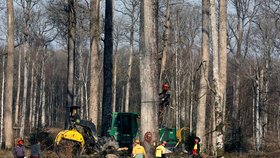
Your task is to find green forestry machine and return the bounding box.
[54,83,191,157]
[54,109,140,157]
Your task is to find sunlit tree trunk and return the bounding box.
[159,0,170,86]
[19,42,28,138]
[196,0,210,152]
[89,0,100,126]
[29,62,34,130]
[139,0,159,157]
[112,52,117,112]
[41,47,47,127]
[217,0,228,156]
[0,54,5,148]
[210,0,219,156]
[125,19,135,112]
[5,0,15,148]
[255,67,261,152]
[15,50,21,127]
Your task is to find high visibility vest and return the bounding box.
[155,145,165,157]
[194,144,197,150]
[132,144,146,158]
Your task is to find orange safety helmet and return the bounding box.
[17,138,24,145]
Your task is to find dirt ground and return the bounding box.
[2,150,280,158]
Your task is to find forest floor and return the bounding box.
[1,127,279,158]
[1,149,280,158]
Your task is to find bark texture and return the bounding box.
[89,0,100,127]
[102,0,113,136]
[196,0,210,151]
[139,0,159,157]
[5,0,15,149]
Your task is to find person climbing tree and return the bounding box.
[159,83,170,108]
[158,83,171,126]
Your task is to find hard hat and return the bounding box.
[135,139,140,144]
[17,138,24,145]
[163,83,169,91]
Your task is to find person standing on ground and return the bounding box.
[132,140,146,158]
[30,140,41,158]
[192,137,201,157]
[13,138,25,158]
[155,141,167,158]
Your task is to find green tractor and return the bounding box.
[108,112,188,152]
[108,112,140,151]
[55,110,187,157]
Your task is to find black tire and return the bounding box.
[55,140,83,158]
[101,139,119,151]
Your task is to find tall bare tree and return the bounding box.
[196,0,210,153]
[15,50,21,127]
[217,0,228,156]
[0,36,6,148]
[5,0,15,149]
[123,0,139,112]
[139,0,159,157]
[102,0,113,135]
[112,17,126,112]
[159,0,170,86]
[228,0,257,150]
[19,0,33,138]
[89,0,100,127]
[66,0,76,128]
[210,0,219,155]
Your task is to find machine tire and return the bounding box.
[55,139,83,157]
[101,139,119,151]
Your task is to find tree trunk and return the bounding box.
[5,0,15,149]
[19,42,28,138]
[112,52,117,112]
[196,0,210,151]
[89,0,100,126]
[125,25,134,112]
[41,47,46,127]
[159,0,170,86]
[210,0,219,156]
[102,0,113,135]
[66,0,76,128]
[0,56,5,148]
[255,67,261,152]
[15,50,21,126]
[33,72,38,129]
[139,0,159,157]
[77,43,83,117]
[217,0,228,156]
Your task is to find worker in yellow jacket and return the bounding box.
[155,141,167,158]
[132,140,146,158]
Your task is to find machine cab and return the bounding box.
[108,112,139,150]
